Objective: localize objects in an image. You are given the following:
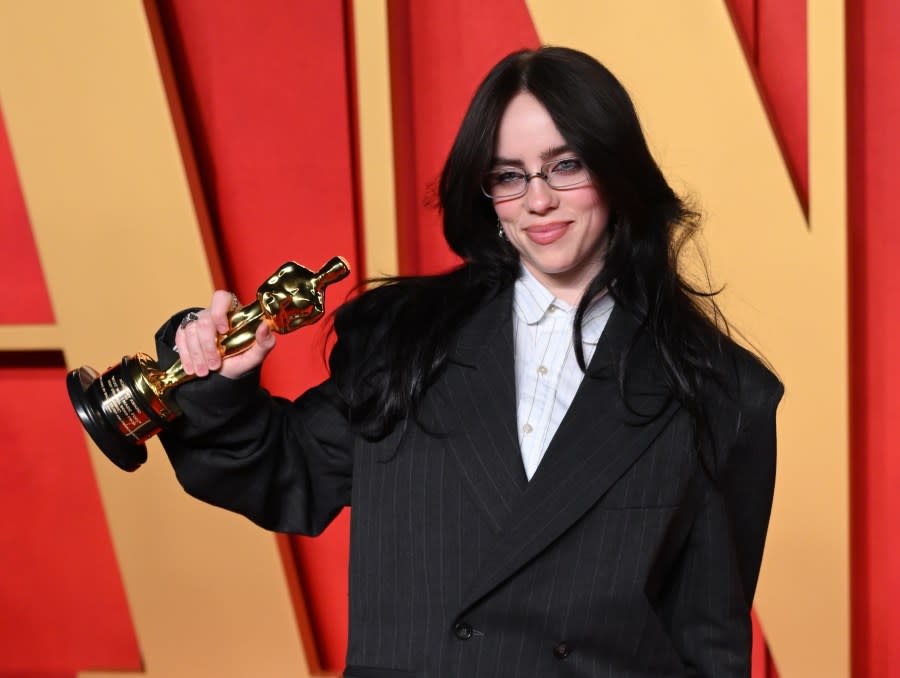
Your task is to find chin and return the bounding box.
[530,259,578,277]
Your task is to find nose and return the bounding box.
[524,173,558,213]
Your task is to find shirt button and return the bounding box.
[523,423,533,434]
[454,621,473,640]
[553,642,570,659]
[537,365,548,375]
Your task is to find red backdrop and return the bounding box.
[154,0,362,669]
[847,1,900,676]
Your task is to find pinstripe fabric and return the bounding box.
[157,285,782,678]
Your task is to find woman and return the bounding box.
[160,47,783,677]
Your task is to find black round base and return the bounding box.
[66,367,148,472]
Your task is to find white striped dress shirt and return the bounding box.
[512,266,615,480]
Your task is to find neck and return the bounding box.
[521,261,603,306]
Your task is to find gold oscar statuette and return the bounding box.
[67,256,350,471]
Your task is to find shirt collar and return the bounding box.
[513,265,560,324]
[513,265,614,345]
[581,294,614,346]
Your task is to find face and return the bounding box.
[491,91,611,304]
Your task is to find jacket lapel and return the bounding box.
[458,302,680,613]
[430,286,528,534]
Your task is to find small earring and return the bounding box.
[497,220,506,240]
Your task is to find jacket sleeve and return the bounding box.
[153,311,355,536]
[658,373,784,677]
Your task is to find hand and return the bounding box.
[174,290,276,380]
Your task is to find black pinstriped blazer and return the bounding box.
[158,284,783,678]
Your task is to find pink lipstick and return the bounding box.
[525,222,569,245]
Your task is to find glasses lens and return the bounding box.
[483,169,526,198]
[545,157,589,189]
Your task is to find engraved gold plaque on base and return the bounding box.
[67,256,350,471]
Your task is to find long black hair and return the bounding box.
[338,47,729,443]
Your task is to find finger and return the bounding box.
[210,290,236,334]
[218,322,276,379]
[255,321,276,352]
[175,327,195,375]
[182,319,211,377]
[193,310,222,372]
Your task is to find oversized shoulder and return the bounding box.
[710,336,784,417]
[327,283,405,373]
[332,281,411,339]
[702,334,784,465]
[328,269,508,377]
[329,281,413,358]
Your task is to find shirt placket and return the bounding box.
[521,309,570,478]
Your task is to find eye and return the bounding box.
[550,157,584,175]
[487,169,524,186]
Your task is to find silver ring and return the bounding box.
[229,292,240,312]
[179,311,200,330]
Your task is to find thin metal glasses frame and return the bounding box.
[481,156,590,200]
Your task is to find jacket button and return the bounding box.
[553,642,570,659]
[453,621,473,640]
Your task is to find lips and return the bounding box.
[524,221,570,245]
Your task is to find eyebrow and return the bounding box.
[491,144,575,167]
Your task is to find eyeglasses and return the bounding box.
[481,157,591,200]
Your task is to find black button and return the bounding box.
[553,642,570,659]
[454,621,473,640]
